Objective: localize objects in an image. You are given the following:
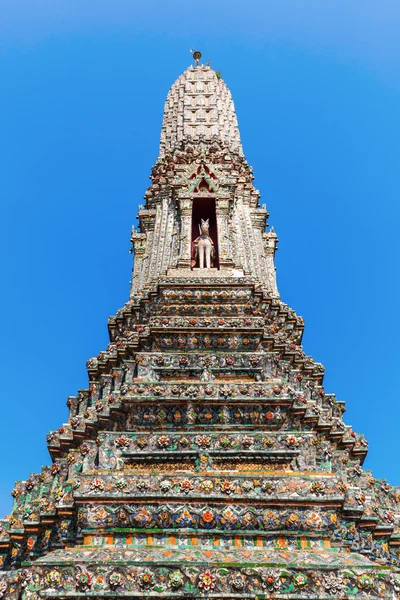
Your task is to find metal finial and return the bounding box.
[192,50,202,66]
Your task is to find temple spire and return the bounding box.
[128,61,278,296]
[158,62,243,160]
[1,55,399,600]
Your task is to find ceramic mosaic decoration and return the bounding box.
[1,54,400,599]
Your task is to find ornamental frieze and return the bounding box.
[1,561,396,599]
[151,332,262,351]
[161,287,253,303]
[124,403,288,428]
[98,430,314,453]
[149,315,265,328]
[120,381,303,400]
[73,472,342,501]
[78,502,340,532]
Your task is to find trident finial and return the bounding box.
[192,50,202,66]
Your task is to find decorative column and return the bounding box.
[176,197,193,269]
[251,205,269,283]
[130,229,146,297]
[215,196,234,269]
[263,227,279,297]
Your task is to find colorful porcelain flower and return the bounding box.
[139,569,155,588]
[285,435,298,447]
[196,435,211,448]
[90,478,105,491]
[109,571,123,588]
[115,435,131,448]
[293,572,308,588]
[136,479,148,491]
[357,573,373,590]
[263,437,275,448]
[262,571,280,590]
[219,435,231,448]
[201,509,214,524]
[157,435,170,449]
[185,385,198,398]
[169,570,184,589]
[76,570,92,589]
[241,480,254,493]
[220,385,232,398]
[159,479,172,492]
[261,481,275,494]
[115,478,127,490]
[201,479,213,493]
[322,573,345,594]
[242,435,253,448]
[220,480,235,495]
[180,479,194,494]
[198,570,216,592]
[231,573,246,590]
[46,569,62,587]
[310,481,325,495]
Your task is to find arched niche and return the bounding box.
[191,197,219,269]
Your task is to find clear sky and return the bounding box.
[0,1,399,515]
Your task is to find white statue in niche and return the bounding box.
[193,218,215,269]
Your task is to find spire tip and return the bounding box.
[191,50,202,66]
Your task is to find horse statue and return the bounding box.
[193,218,215,269]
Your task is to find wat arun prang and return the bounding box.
[1,53,399,600]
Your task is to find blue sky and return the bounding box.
[0,1,399,515]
